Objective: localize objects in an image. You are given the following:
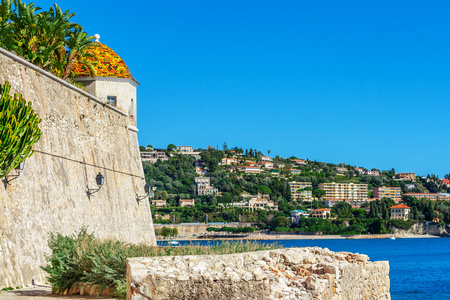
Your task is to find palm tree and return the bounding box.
[1,0,95,80]
[62,27,97,80]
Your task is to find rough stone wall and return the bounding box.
[127,247,390,300]
[0,50,156,288]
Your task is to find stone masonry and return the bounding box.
[127,247,390,300]
[0,49,156,288]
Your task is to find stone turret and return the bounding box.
[72,34,139,126]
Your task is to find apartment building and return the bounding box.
[288,182,313,201]
[194,177,218,195]
[324,199,372,207]
[405,193,450,201]
[319,182,368,201]
[140,150,168,163]
[395,172,416,181]
[374,186,402,201]
[390,204,410,220]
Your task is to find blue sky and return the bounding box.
[39,0,450,177]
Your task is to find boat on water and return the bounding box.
[169,239,180,246]
[389,235,396,240]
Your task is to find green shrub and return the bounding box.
[154,227,178,236]
[389,219,414,230]
[41,228,280,299]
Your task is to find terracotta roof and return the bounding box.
[390,204,410,209]
[72,42,136,81]
[314,208,330,211]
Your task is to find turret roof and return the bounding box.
[72,41,137,82]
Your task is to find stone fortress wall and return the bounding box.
[0,49,156,288]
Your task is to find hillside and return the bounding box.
[142,145,450,235]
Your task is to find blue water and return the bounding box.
[158,238,450,299]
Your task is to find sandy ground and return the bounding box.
[0,286,114,300]
[159,233,439,242]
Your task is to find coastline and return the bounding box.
[157,233,440,242]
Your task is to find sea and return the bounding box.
[158,237,450,300]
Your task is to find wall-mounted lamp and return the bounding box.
[136,183,151,203]
[87,172,104,196]
[3,159,25,188]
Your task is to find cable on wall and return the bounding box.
[33,149,145,180]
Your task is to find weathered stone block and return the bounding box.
[127,247,390,300]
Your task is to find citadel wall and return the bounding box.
[0,49,156,288]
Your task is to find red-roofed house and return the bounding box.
[292,159,307,166]
[312,208,331,219]
[390,204,411,220]
[395,172,416,181]
[179,199,195,207]
[440,179,450,186]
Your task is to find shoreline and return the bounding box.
[157,233,440,242]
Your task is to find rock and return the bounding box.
[303,256,317,264]
[177,275,190,281]
[242,272,253,282]
[253,268,266,281]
